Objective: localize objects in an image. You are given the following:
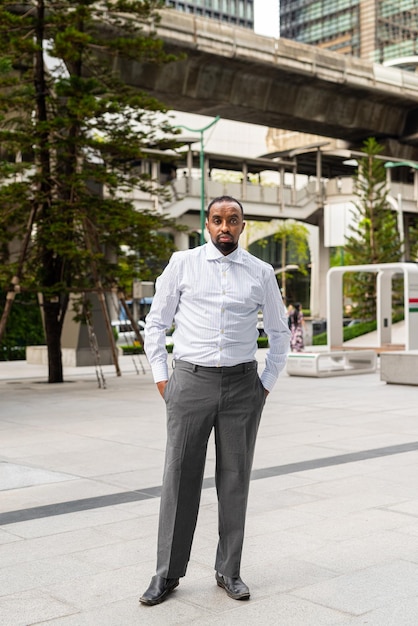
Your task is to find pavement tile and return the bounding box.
[1,506,140,539]
[195,593,351,626]
[293,559,418,615]
[33,595,210,625]
[1,355,418,623]
[0,462,77,491]
[0,554,102,597]
[0,589,77,626]
[338,596,418,625]
[302,529,418,574]
[0,527,121,568]
[44,563,147,611]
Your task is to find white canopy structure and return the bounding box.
[327,263,418,351]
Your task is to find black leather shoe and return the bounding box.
[216,572,250,600]
[139,575,179,606]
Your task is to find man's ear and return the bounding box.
[241,221,246,233]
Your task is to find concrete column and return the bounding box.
[377,270,393,345]
[359,0,377,61]
[316,148,322,200]
[241,162,248,200]
[405,266,418,350]
[414,171,418,205]
[58,293,116,366]
[279,166,285,212]
[186,146,193,193]
[316,212,329,319]
[204,155,210,206]
[327,269,344,349]
[174,230,190,251]
[308,226,319,318]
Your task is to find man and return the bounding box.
[140,196,290,606]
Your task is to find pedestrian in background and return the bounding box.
[290,302,305,352]
[286,303,295,330]
[141,195,290,606]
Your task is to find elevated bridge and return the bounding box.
[128,146,418,317]
[117,9,418,160]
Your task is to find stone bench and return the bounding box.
[26,345,116,367]
[380,351,418,386]
[286,350,377,377]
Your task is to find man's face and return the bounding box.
[206,200,245,255]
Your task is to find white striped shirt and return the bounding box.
[144,240,291,391]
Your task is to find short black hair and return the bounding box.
[207,196,244,218]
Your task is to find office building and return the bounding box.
[165,0,254,30]
[280,0,418,67]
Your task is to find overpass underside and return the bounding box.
[115,10,418,161]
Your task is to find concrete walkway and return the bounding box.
[1,352,418,625]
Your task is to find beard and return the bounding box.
[214,238,237,254]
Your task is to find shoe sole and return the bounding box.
[139,580,179,606]
[216,578,250,600]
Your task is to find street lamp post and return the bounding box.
[175,116,220,245]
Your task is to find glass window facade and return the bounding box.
[280,0,418,65]
[376,1,418,64]
[166,0,254,29]
[280,0,361,56]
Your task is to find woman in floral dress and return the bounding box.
[290,302,305,352]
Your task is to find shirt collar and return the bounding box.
[205,239,244,263]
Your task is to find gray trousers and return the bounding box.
[156,359,266,579]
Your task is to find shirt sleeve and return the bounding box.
[260,268,291,392]
[144,254,181,383]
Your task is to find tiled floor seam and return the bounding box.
[1,439,418,526]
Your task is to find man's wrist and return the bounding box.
[151,362,169,384]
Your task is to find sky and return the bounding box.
[254,0,279,38]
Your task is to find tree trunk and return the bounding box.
[43,299,65,383]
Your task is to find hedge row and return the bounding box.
[312,316,403,346]
[121,335,270,356]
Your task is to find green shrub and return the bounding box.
[121,336,269,356]
[121,345,145,355]
[257,336,269,349]
[0,293,45,361]
[312,316,403,346]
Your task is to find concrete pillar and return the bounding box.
[405,266,418,350]
[241,162,248,200]
[327,269,344,349]
[60,293,116,366]
[377,270,393,345]
[359,0,377,61]
[174,230,190,251]
[316,212,329,319]
[279,166,285,212]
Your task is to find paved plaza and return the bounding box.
[1,350,418,625]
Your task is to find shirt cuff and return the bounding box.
[151,361,169,384]
[260,370,278,393]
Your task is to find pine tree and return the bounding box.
[0,0,180,382]
[344,137,402,319]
